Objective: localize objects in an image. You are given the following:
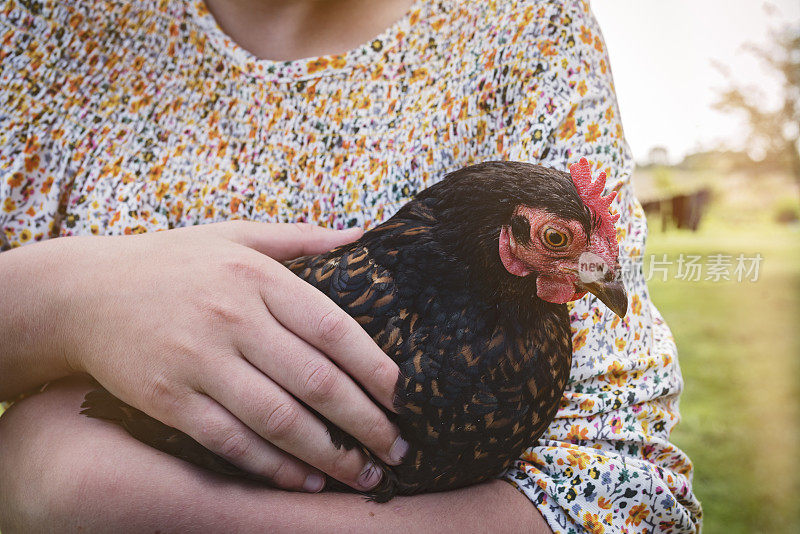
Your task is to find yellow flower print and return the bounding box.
[410,67,429,83]
[583,512,605,534]
[19,229,31,242]
[606,360,627,386]
[610,417,622,434]
[357,96,372,110]
[521,6,535,24]
[615,336,626,351]
[576,79,588,97]
[476,120,487,144]
[598,497,613,510]
[230,197,241,214]
[538,40,557,56]
[23,134,39,154]
[626,504,650,527]
[573,327,589,351]
[306,58,329,74]
[631,294,642,315]
[219,171,232,191]
[333,154,345,175]
[605,106,615,121]
[169,200,184,220]
[585,122,600,142]
[566,425,589,441]
[579,398,595,411]
[521,450,542,464]
[154,182,169,201]
[7,172,24,187]
[24,153,40,173]
[125,225,147,235]
[593,36,603,52]
[265,198,278,217]
[172,181,187,195]
[558,113,577,140]
[3,197,17,213]
[254,193,267,212]
[579,25,593,45]
[330,55,347,69]
[566,450,591,469]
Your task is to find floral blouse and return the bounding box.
[0,0,702,531]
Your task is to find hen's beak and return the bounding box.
[579,279,628,318]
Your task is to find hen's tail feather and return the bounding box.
[81,387,250,480]
[80,387,130,422]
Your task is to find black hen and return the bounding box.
[82,159,627,502]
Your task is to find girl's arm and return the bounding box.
[0,375,552,533]
[0,222,407,494]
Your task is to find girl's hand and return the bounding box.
[9,222,406,493]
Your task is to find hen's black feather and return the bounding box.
[81,161,580,502]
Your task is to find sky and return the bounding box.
[591,0,800,164]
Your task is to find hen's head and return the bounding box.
[417,159,627,317]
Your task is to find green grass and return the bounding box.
[645,218,799,533]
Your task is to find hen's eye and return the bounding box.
[543,227,569,249]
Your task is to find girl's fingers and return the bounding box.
[236,311,406,466]
[165,391,325,493]
[259,264,401,413]
[198,356,385,492]
[210,221,363,260]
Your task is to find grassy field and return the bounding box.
[645,213,799,533]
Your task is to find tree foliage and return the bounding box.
[714,22,800,187]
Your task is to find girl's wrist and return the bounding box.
[0,238,81,397]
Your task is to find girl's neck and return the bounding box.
[203,0,417,61]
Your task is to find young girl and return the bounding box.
[0,0,701,531]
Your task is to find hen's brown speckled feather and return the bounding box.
[82,161,579,502]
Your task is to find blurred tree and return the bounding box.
[714,22,799,193]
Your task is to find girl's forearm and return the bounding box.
[0,239,77,400]
[0,375,552,533]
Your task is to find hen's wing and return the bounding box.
[285,234,401,348]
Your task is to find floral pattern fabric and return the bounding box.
[0,0,701,531]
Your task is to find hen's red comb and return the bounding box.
[569,157,620,251]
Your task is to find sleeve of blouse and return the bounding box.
[500,2,703,533]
